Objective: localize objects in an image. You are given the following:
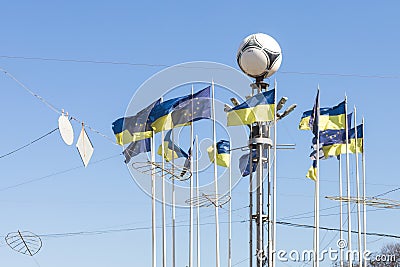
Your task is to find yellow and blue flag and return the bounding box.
[150,87,211,133]
[322,124,363,158]
[123,138,151,163]
[112,99,161,145]
[227,90,275,126]
[299,101,346,131]
[207,140,230,167]
[157,130,188,162]
[239,150,258,177]
[306,160,317,181]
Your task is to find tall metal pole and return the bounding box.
[249,141,254,267]
[256,125,265,267]
[314,87,320,267]
[211,80,221,267]
[151,132,157,267]
[267,126,272,267]
[272,79,278,267]
[362,118,367,267]
[228,145,232,267]
[249,78,271,267]
[196,135,201,267]
[189,85,194,267]
[354,107,362,267]
[344,96,352,266]
[172,130,176,267]
[161,128,167,267]
[339,155,344,267]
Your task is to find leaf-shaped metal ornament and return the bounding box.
[5,231,42,256]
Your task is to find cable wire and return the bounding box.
[0,67,118,146]
[1,55,399,79]
[0,127,59,159]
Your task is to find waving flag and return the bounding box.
[227,90,275,126]
[239,150,258,177]
[157,130,188,162]
[322,124,363,157]
[150,87,211,133]
[112,99,161,145]
[306,160,318,181]
[123,138,151,163]
[299,101,346,131]
[207,140,230,167]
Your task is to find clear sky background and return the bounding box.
[0,1,399,266]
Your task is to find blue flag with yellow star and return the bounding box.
[112,99,161,145]
[150,87,211,133]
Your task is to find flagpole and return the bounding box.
[249,140,254,267]
[339,154,344,267]
[211,80,221,267]
[228,142,232,267]
[172,129,176,267]
[272,79,277,267]
[354,106,362,267]
[161,128,167,267]
[151,132,157,267]
[344,96,352,266]
[362,118,367,267]
[189,85,194,267]
[196,135,201,267]
[315,87,320,267]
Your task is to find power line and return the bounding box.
[276,221,400,239]
[0,153,121,192]
[1,55,399,79]
[0,127,59,159]
[0,67,118,146]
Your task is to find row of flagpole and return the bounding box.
[147,81,233,267]
[304,90,367,267]
[116,79,283,267]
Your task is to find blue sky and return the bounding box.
[1,1,399,266]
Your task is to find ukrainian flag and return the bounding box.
[207,140,230,167]
[112,99,161,145]
[227,90,275,126]
[157,130,188,162]
[150,87,211,133]
[322,124,363,158]
[306,160,317,181]
[299,101,346,131]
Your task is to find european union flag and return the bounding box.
[227,90,275,126]
[157,130,188,162]
[171,86,211,128]
[150,87,211,133]
[112,99,161,145]
[322,124,364,157]
[207,140,230,167]
[123,138,151,163]
[239,150,258,177]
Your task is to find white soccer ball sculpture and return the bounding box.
[237,33,282,79]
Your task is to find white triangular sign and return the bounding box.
[76,128,94,167]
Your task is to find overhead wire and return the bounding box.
[0,153,122,192]
[0,66,118,146]
[0,127,59,159]
[1,54,399,79]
